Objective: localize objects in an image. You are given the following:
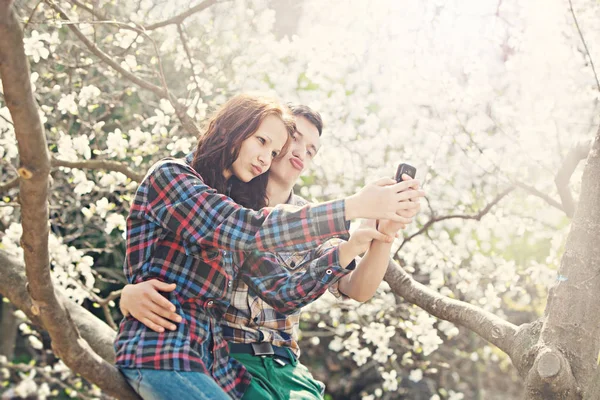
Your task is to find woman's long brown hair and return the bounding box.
[191,94,295,209]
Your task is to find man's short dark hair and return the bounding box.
[287,104,323,136]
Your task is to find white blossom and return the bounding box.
[57,93,78,115]
[23,30,50,62]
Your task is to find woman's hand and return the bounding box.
[120,280,182,333]
[344,219,395,257]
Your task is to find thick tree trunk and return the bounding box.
[522,127,600,399]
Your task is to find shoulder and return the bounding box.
[145,157,204,183]
[289,194,311,207]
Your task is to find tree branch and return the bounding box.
[144,0,222,30]
[52,157,145,181]
[394,187,514,258]
[0,4,138,398]
[45,1,200,137]
[568,0,600,92]
[513,181,567,214]
[554,139,592,218]
[68,0,107,21]
[384,259,518,355]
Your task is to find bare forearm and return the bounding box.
[338,239,393,302]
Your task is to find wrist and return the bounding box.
[338,241,359,266]
[344,195,359,220]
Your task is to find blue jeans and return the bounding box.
[120,368,232,400]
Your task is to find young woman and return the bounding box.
[115,94,417,400]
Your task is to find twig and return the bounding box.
[394,187,514,258]
[144,0,224,30]
[23,0,44,30]
[568,0,600,92]
[44,2,200,136]
[177,23,203,100]
[0,111,13,125]
[68,0,107,21]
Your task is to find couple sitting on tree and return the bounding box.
[114,93,425,400]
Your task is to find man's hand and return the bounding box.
[378,173,424,235]
[343,219,395,257]
[120,280,182,333]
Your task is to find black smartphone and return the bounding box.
[395,163,417,182]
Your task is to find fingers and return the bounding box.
[395,199,422,210]
[396,189,425,202]
[149,280,177,293]
[390,178,420,192]
[149,288,177,312]
[148,301,182,326]
[392,214,413,225]
[140,314,178,333]
[368,229,394,243]
[373,177,398,187]
[397,208,419,218]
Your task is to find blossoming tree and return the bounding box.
[0,0,599,399]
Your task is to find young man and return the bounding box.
[119,105,423,399]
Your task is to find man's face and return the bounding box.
[269,115,321,185]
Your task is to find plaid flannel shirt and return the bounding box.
[221,194,354,358]
[114,154,352,399]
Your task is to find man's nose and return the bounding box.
[292,146,305,161]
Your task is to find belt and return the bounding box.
[228,342,296,365]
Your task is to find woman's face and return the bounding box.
[227,114,289,182]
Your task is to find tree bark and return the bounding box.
[524,126,600,399]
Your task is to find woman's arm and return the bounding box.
[143,160,420,254]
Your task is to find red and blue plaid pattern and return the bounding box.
[222,195,355,358]
[114,155,351,399]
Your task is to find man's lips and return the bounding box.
[290,157,304,171]
[252,165,263,175]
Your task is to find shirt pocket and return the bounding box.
[276,251,311,271]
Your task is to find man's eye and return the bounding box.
[307,150,314,158]
[271,151,279,158]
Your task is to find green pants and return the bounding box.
[231,349,325,400]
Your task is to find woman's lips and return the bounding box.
[252,165,263,175]
[290,157,304,170]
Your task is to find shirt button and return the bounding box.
[326,269,332,275]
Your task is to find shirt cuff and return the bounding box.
[312,199,350,240]
[328,256,357,299]
[312,245,353,287]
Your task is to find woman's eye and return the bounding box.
[292,133,299,141]
[257,137,266,144]
[307,150,314,158]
